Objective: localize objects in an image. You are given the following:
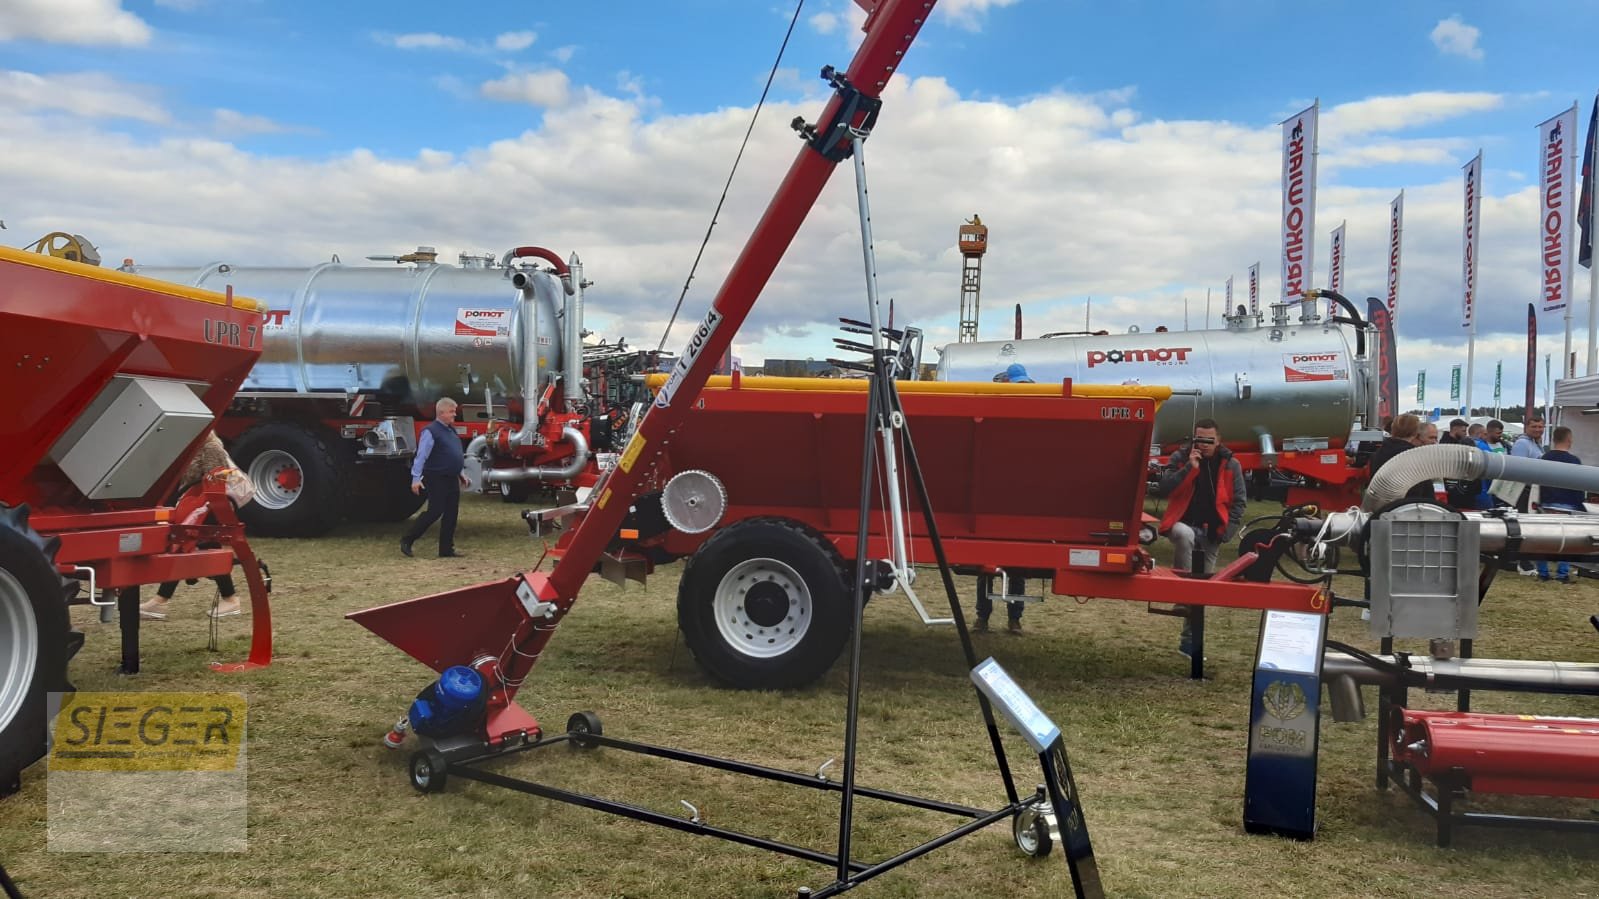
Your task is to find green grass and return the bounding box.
[3,498,1598,898]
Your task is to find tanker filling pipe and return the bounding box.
[505,271,545,448]
[1363,443,1599,512]
[467,425,591,484]
[504,246,574,295]
[1304,289,1366,357]
[564,253,586,408]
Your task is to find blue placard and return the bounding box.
[970,657,1061,754]
[1243,611,1326,840]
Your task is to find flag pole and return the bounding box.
[1565,101,1579,378]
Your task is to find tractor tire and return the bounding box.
[229,421,350,537]
[347,460,426,523]
[677,517,851,690]
[0,504,72,797]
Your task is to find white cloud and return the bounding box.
[495,30,537,52]
[480,70,571,108]
[0,0,151,46]
[0,70,1564,396]
[939,0,1021,32]
[0,70,167,122]
[1430,15,1483,61]
[212,108,308,137]
[1324,91,1502,138]
[550,45,577,64]
[809,12,840,35]
[382,32,469,51]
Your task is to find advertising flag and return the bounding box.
[1248,262,1260,316]
[1526,303,1538,416]
[1494,360,1503,406]
[1367,297,1397,424]
[1450,364,1462,403]
[1226,276,1234,314]
[1387,192,1404,319]
[1538,106,1578,313]
[1462,152,1483,329]
[1281,102,1318,301]
[1417,371,1425,406]
[1581,96,1597,269]
[1328,221,1345,318]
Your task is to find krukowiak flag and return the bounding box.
[1248,262,1260,315]
[1327,221,1346,318]
[1281,102,1318,301]
[1580,95,1597,269]
[1463,152,1483,329]
[1388,191,1404,319]
[1538,105,1578,313]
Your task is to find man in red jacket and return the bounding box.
[1158,419,1248,577]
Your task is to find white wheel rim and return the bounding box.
[1015,808,1041,855]
[713,557,812,660]
[0,567,39,734]
[248,449,302,510]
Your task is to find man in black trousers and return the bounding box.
[402,397,468,558]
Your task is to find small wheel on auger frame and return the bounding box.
[567,711,603,750]
[409,747,449,793]
[1012,802,1054,858]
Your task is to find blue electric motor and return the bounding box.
[408,666,486,738]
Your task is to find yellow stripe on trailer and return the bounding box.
[0,244,268,313]
[644,373,1172,404]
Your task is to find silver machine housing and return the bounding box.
[130,252,568,411]
[935,304,1376,454]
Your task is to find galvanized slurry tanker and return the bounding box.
[937,294,1387,507]
[0,245,273,795]
[131,245,600,536]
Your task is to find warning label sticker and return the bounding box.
[456,308,511,338]
[1282,352,1348,383]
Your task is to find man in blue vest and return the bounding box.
[401,397,468,558]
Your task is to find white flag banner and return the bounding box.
[1387,191,1404,319]
[1248,262,1260,315]
[1327,221,1345,317]
[1462,152,1483,329]
[1281,102,1318,301]
[1225,276,1234,314]
[1538,105,1578,314]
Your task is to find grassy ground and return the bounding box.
[3,497,1598,898]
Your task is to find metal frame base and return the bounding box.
[415,722,1036,898]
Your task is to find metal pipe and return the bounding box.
[508,274,544,447]
[1363,443,1599,511]
[1309,507,1599,556]
[481,425,590,483]
[564,253,586,407]
[1322,651,1599,694]
[502,246,573,295]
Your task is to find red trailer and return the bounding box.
[0,244,273,794]
[540,373,1328,689]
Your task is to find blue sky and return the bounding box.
[4,0,1599,406]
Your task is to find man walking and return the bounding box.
[402,397,469,558]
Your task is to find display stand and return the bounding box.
[1242,609,1327,839]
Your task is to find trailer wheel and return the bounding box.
[408,747,448,793]
[1013,805,1053,858]
[230,422,350,536]
[566,711,602,749]
[0,504,71,796]
[677,518,850,690]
